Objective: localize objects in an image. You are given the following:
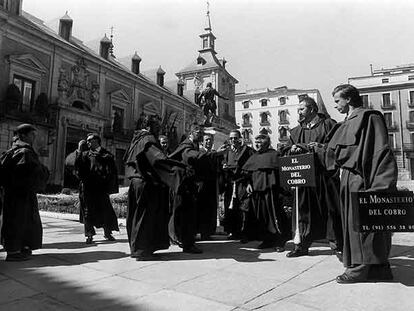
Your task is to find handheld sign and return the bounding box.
[279,153,316,188]
[352,191,414,232]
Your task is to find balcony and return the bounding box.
[279,119,289,125]
[408,101,414,108]
[381,102,396,110]
[103,126,134,142]
[406,121,414,130]
[241,122,252,128]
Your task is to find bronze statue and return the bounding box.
[198,82,228,126]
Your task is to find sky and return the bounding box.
[23,0,414,120]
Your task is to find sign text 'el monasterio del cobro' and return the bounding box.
[352,191,414,232]
[279,153,316,188]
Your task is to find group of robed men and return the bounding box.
[122,104,342,260]
[108,84,399,284]
[0,84,398,285]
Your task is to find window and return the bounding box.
[203,37,208,49]
[279,127,288,140]
[409,111,414,122]
[382,93,391,107]
[279,97,286,105]
[361,95,369,108]
[409,75,414,81]
[411,133,414,145]
[410,91,414,105]
[157,73,164,87]
[115,148,126,176]
[13,75,35,112]
[242,129,251,141]
[279,110,288,123]
[384,112,393,127]
[261,99,268,107]
[242,113,251,126]
[382,78,389,83]
[242,101,250,109]
[260,112,269,124]
[388,134,395,148]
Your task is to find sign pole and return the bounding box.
[293,186,301,244]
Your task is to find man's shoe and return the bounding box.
[183,245,203,254]
[136,251,156,261]
[86,236,93,244]
[367,264,394,281]
[104,234,116,241]
[336,273,368,284]
[240,236,249,244]
[6,252,30,262]
[286,248,308,258]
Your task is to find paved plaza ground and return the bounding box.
[0,213,413,311]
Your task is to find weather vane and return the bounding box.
[207,1,210,14]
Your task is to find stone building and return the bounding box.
[349,64,414,180]
[235,86,327,148]
[0,1,198,189]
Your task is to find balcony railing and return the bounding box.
[103,126,134,142]
[259,120,270,126]
[242,122,252,128]
[406,121,414,130]
[408,101,414,108]
[279,119,289,125]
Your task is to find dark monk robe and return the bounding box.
[243,148,290,247]
[222,145,255,238]
[169,138,209,249]
[322,108,397,276]
[1,139,49,253]
[196,148,221,239]
[75,147,119,237]
[124,130,187,257]
[287,113,342,252]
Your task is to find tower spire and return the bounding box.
[109,26,115,57]
[205,1,212,31]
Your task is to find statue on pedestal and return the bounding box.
[198,82,228,126]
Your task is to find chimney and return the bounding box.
[59,11,73,41]
[156,66,165,87]
[8,0,22,15]
[100,34,111,59]
[177,78,185,96]
[131,52,141,75]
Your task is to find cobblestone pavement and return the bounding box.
[0,214,413,311]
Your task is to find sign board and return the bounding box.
[279,153,316,188]
[352,191,414,232]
